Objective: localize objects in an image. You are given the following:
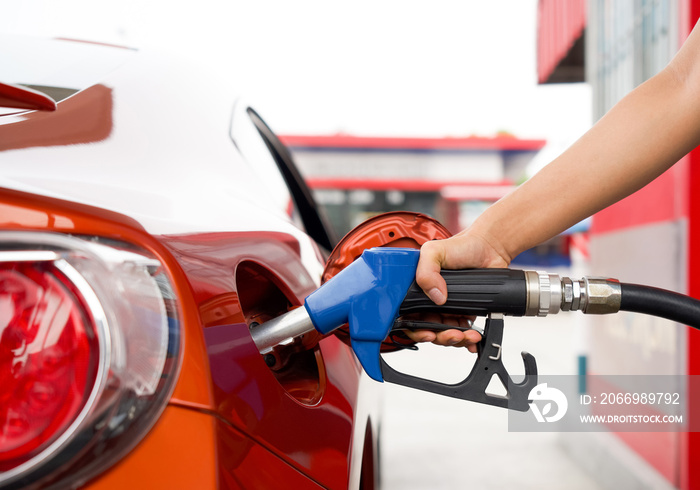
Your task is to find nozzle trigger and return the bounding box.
[380,314,538,412]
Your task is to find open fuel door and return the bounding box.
[322,211,451,282]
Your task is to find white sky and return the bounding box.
[2,0,592,175]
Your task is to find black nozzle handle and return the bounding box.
[398,269,528,317]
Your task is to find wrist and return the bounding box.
[462,210,517,268]
[448,228,511,269]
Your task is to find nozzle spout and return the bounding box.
[249,306,315,354]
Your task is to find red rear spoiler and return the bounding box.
[0,82,56,112]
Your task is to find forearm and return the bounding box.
[469,65,700,262]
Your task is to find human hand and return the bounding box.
[404,231,511,350]
[400,312,482,352]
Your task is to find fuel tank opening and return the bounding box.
[236,261,326,405]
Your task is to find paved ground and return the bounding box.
[380,311,604,489]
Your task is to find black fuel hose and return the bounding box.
[620,283,700,330]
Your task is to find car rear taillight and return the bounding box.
[0,260,99,470]
[0,233,180,489]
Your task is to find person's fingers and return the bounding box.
[435,329,465,345]
[403,329,437,343]
[406,327,482,348]
[434,326,482,347]
[416,240,448,305]
[435,326,481,342]
[401,313,444,342]
[400,313,481,347]
[463,328,482,344]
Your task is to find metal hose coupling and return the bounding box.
[524,271,621,316]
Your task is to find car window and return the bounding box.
[230,103,335,251]
[230,102,301,223]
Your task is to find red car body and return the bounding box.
[0,37,449,489]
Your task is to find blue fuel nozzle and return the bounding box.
[304,247,420,381]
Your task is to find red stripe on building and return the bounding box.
[307,178,514,197]
[280,134,546,152]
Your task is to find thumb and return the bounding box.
[416,241,448,305]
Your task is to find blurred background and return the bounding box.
[4,0,699,488]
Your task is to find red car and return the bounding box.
[0,37,450,489]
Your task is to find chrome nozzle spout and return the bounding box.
[249,307,316,354]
